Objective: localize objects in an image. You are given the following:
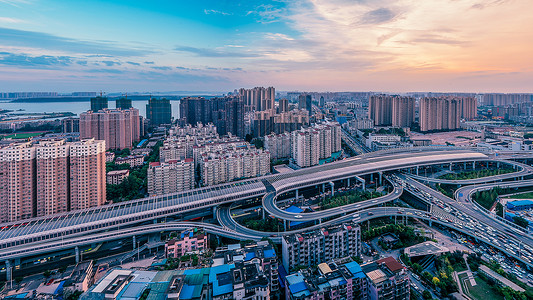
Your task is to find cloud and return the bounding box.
[247,4,284,24]
[102,60,121,66]
[0,16,25,23]
[204,9,231,16]
[175,45,259,57]
[361,8,397,24]
[0,51,74,67]
[0,27,150,57]
[144,61,154,64]
[126,61,140,66]
[151,66,172,70]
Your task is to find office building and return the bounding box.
[361,257,410,300]
[0,139,106,222]
[285,257,368,300]
[299,93,312,115]
[319,95,325,107]
[69,139,106,210]
[90,96,108,112]
[80,108,141,150]
[419,97,462,132]
[146,97,172,126]
[115,97,132,110]
[282,222,361,272]
[62,117,80,133]
[165,228,208,258]
[147,159,194,196]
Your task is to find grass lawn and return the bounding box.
[509,192,533,199]
[463,275,504,300]
[2,132,44,139]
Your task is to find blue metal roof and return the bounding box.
[344,261,366,279]
[508,200,533,206]
[245,251,256,261]
[179,284,195,300]
[264,249,276,258]
[285,205,303,213]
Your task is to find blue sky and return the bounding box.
[1,0,533,92]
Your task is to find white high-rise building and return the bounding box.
[291,122,341,167]
[147,159,195,196]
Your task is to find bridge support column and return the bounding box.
[329,182,334,196]
[295,189,299,201]
[133,235,136,251]
[322,183,326,193]
[5,260,12,286]
[429,220,432,227]
[284,220,287,231]
[464,162,467,170]
[75,246,80,264]
[416,166,419,176]
[379,172,382,185]
[497,162,500,169]
[355,176,366,190]
[473,161,475,170]
[370,174,374,182]
[449,163,453,171]
[347,178,350,186]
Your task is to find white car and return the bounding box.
[295,215,303,218]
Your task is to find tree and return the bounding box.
[432,277,440,286]
[43,270,51,278]
[496,203,504,217]
[422,290,432,300]
[513,216,530,229]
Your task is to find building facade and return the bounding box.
[165,228,208,258]
[147,159,194,196]
[146,97,172,126]
[282,223,361,272]
[0,138,106,222]
[80,108,141,150]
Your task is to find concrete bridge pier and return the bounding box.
[329,182,334,196]
[355,176,365,190]
[295,189,299,201]
[449,163,453,171]
[347,178,350,187]
[378,172,383,185]
[473,161,475,170]
[416,166,419,176]
[75,246,80,264]
[133,235,136,251]
[5,259,12,285]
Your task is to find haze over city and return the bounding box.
[1,0,533,92]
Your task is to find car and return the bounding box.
[295,215,303,218]
[368,212,374,216]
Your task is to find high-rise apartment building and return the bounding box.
[369,95,415,127]
[62,117,80,133]
[36,140,70,217]
[264,132,291,159]
[391,96,415,127]
[291,129,320,168]
[238,86,275,111]
[0,142,36,222]
[69,139,106,210]
[319,95,325,107]
[147,159,194,196]
[80,108,140,150]
[146,97,172,126]
[298,93,312,115]
[199,145,270,186]
[278,98,289,113]
[0,139,106,222]
[115,97,132,110]
[419,97,464,132]
[282,222,361,272]
[291,122,341,167]
[90,96,108,112]
[179,96,245,138]
[482,93,532,106]
[252,109,310,138]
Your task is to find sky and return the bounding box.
[0,0,532,93]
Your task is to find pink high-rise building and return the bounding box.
[0,142,36,223]
[69,138,107,210]
[36,140,70,217]
[80,108,140,150]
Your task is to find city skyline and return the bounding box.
[0,0,532,93]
